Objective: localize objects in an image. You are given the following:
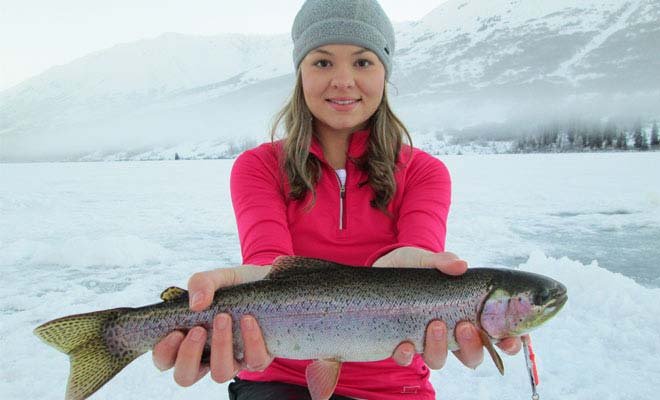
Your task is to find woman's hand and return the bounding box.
[152,265,273,386]
[373,247,522,369]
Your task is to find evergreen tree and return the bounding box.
[567,125,576,146]
[589,125,603,150]
[557,131,569,151]
[603,121,617,149]
[651,121,659,148]
[616,131,628,150]
[633,120,646,150]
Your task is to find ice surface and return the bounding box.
[1,153,659,399]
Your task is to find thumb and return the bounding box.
[187,272,215,311]
[187,269,237,311]
[420,252,468,276]
[187,266,272,311]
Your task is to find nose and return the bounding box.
[330,64,355,89]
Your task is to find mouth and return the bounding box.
[537,292,568,326]
[325,98,361,112]
[326,98,361,105]
[546,292,568,312]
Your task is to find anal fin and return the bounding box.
[305,359,342,400]
[478,329,504,375]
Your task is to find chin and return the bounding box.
[319,118,368,132]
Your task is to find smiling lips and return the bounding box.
[327,98,361,110]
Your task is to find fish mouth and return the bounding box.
[548,292,568,309]
[539,291,568,323]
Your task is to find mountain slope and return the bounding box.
[1,0,659,161]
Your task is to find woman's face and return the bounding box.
[300,44,386,138]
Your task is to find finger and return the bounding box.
[452,322,484,369]
[420,252,467,276]
[241,315,273,372]
[496,337,522,356]
[188,269,239,311]
[210,313,241,383]
[392,341,416,367]
[422,320,448,370]
[152,331,185,371]
[173,327,208,387]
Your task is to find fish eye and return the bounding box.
[534,289,551,306]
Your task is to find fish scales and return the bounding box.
[108,266,493,362]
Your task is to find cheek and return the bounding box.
[301,71,324,103]
[361,77,385,101]
[504,298,535,334]
[481,299,509,339]
[481,297,535,338]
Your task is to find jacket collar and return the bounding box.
[309,128,371,163]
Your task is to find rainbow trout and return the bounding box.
[34,256,567,400]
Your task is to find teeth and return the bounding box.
[330,100,357,105]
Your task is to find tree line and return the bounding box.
[513,119,659,153]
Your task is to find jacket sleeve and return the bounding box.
[230,147,294,266]
[365,151,451,266]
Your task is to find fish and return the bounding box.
[34,256,568,400]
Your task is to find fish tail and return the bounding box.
[34,308,140,400]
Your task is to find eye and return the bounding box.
[313,59,331,68]
[534,289,551,306]
[356,59,373,68]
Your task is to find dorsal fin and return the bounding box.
[160,286,188,302]
[267,256,354,280]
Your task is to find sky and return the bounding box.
[0,0,446,91]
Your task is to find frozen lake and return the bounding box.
[1,152,659,399]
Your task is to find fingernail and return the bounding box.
[153,358,166,371]
[460,326,474,341]
[215,314,229,330]
[432,324,445,340]
[243,316,254,330]
[166,333,180,345]
[190,327,205,342]
[400,349,414,365]
[191,293,204,308]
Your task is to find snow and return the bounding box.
[549,0,643,82]
[1,152,659,399]
[3,0,659,162]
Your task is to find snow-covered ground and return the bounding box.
[1,152,659,399]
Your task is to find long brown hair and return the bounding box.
[270,70,412,212]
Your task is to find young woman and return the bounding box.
[153,1,521,398]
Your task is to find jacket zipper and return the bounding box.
[335,172,346,230]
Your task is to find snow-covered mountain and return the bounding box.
[1,0,659,161]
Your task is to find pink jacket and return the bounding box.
[230,128,451,399]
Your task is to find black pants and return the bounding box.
[228,377,355,400]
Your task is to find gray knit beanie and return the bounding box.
[292,0,396,79]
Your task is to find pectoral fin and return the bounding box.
[305,359,342,400]
[479,329,504,375]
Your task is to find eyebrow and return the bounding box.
[311,48,370,56]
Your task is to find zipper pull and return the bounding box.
[340,185,346,199]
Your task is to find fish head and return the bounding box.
[479,270,567,339]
